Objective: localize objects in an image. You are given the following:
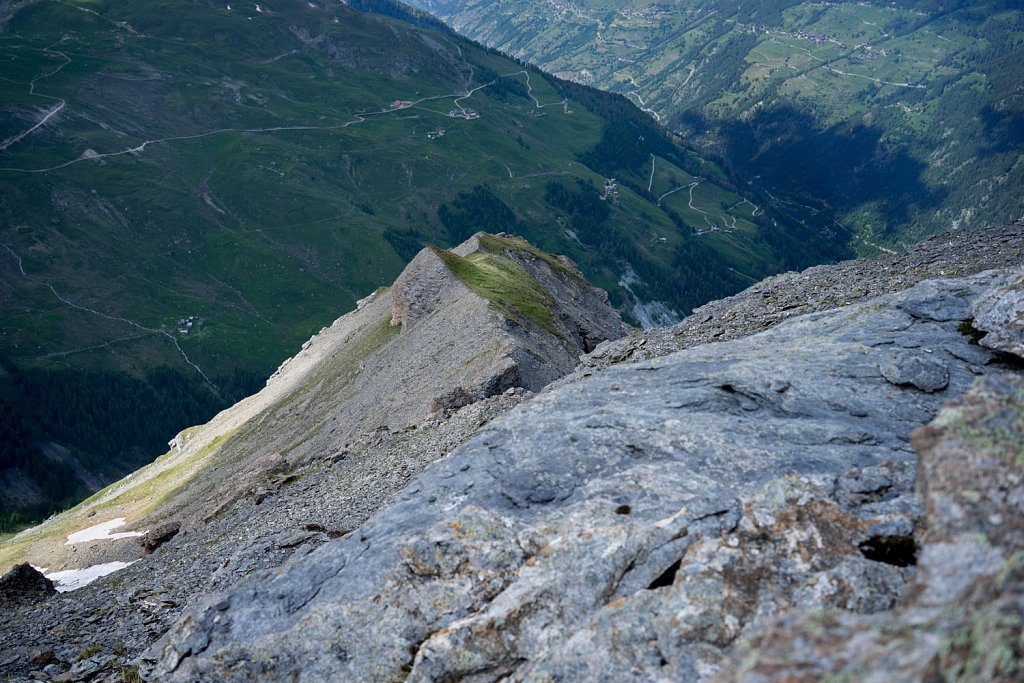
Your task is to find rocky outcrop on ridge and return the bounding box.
[149,264,1024,681]
[0,233,624,589]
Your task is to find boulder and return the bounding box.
[140,523,181,554]
[972,269,1024,359]
[0,563,56,604]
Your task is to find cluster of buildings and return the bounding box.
[855,43,891,59]
[739,23,848,49]
[602,178,620,204]
[176,316,198,335]
[543,0,587,19]
[617,4,671,21]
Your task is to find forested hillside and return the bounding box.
[407,0,1024,248]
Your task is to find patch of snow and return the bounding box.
[65,517,144,545]
[44,561,136,592]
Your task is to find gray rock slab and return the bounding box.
[715,371,1024,682]
[149,268,1024,682]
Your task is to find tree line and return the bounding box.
[0,364,262,530]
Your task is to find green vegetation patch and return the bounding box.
[433,246,558,335]
[78,645,102,661]
[474,232,584,282]
[938,562,1024,682]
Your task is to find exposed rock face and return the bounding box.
[0,563,55,604]
[716,372,1024,682]
[149,267,1024,681]
[391,247,460,330]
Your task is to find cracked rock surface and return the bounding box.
[150,267,1024,681]
[715,371,1024,682]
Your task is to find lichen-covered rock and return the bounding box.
[148,268,1024,682]
[971,269,1024,359]
[716,372,1024,683]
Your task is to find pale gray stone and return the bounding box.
[149,268,1024,682]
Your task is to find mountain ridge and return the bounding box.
[0,220,1021,681]
[0,232,626,575]
[149,233,1024,681]
[0,0,843,529]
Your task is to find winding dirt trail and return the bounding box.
[0,43,71,152]
[1,69,563,174]
[0,242,217,389]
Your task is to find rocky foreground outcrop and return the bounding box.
[148,264,1024,681]
[718,372,1024,682]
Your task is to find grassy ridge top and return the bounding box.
[434,243,559,335]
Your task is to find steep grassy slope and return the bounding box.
[0,0,845,524]
[405,0,1024,248]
